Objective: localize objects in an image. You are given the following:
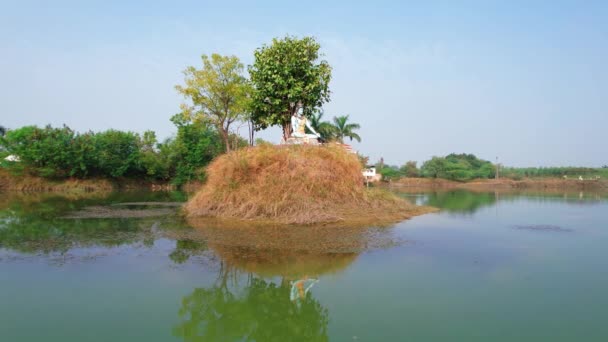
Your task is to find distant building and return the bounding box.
[363,166,382,182]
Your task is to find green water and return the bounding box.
[1,190,607,341]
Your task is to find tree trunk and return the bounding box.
[282,108,296,141]
[282,121,291,142]
[248,119,255,146]
[220,129,231,152]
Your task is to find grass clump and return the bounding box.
[185,144,434,224]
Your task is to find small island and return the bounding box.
[184,143,435,225]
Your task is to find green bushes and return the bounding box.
[0,126,146,179]
[400,161,420,177]
[1,125,81,178]
[0,121,226,185]
[93,130,143,178]
[169,119,224,185]
[419,154,496,181]
[378,166,404,181]
[380,153,605,182]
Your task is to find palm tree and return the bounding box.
[307,110,337,141]
[332,115,361,143]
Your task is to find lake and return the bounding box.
[1,189,607,341]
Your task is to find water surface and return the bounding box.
[1,189,607,341]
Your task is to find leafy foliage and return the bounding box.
[400,161,420,177]
[1,125,83,178]
[169,114,225,185]
[332,115,361,143]
[176,54,251,152]
[93,130,143,178]
[420,154,495,181]
[378,165,405,181]
[249,36,331,138]
[0,121,226,184]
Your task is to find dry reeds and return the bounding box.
[185,144,435,224]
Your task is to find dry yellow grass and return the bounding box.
[184,144,436,224]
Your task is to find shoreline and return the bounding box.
[387,177,608,191]
[3,168,607,194]
[0,169,177,192]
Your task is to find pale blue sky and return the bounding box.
[1,1,606,166]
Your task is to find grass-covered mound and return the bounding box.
[185,144,434,224]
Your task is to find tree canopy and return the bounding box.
[176,54,250,152]
[420,154,495,181]
[248,36,332,139]
[332,115,361,143]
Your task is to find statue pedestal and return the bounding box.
[282,136,321,145]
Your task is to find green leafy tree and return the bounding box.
[332,115,361,143]
[421,157,448,179]
[176,54,251,152]
[139,130,173,180]
[420,154,495,181]
[400,161,419,177]
[169,114,224,185]
[379,165,404,181]
[1,125,81,178]
[70,131,97,177]
[249,36,332,139]
[92,130,143,178]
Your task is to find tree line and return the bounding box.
[375,154,496,182]
[375,154,607,182]
[0,115,245,185]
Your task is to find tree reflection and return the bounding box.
[169,239,207,264]
[423,190,497,214]
[0,192,190,255]
[170,217,392,341]
[416,189,608,214]
[173,276,329,342]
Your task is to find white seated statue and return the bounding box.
[287,103,321,144]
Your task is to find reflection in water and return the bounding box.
[3,190,608,341]
[171,218,392,341]
[211,245,358,278]
[169,239,208,264]
[0,192,192,256]
[399,188,608,214]
[173,277,329,342]
[183,216,411,278]
[290,278,319,303]
[424,190,497,214]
